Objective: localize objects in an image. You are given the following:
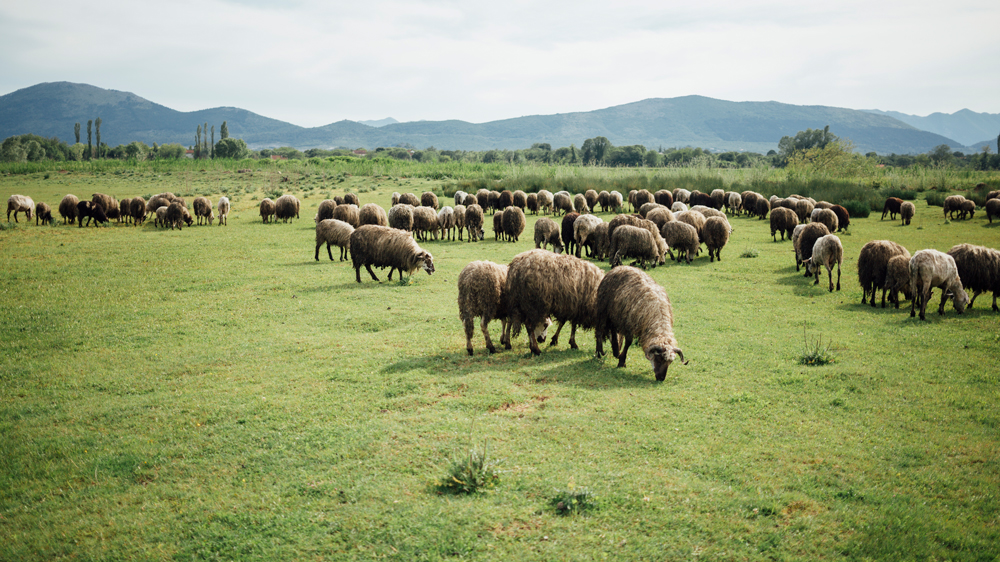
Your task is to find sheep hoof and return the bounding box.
[467,348,474,356]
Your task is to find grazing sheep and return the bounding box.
[146,195,174,216]
[78,201,108,227]
[726,192,742,215]
[671,201,688,213]
[275,194,300,222]
[359,203,389,227]
[166,201,187,230]
[487,191,501,213]
[316,199,337,223]
[436,206,457,240]
[534,217,564,253]
[598,191,611,212]
[811,208,839,233]
[654,190,674,209]
[574,193,590,215]
[638,202,664,218]
[315,219,355,261]
[512,190,527,210]
[463,193,478,207]
[399,193,420,207]
[900,201,915,225]
[501,206,526,242]
[672,188,691,204]
[493,212,503,241]
[120,198,133,224]
[610,225,664,269]
[154,206,169,228]
[59,194,80,224]
[332,203,361,228]
[561,213,580,256]
[857,240,911,308]
[696,207,727,220]
[710,189,726,210]
[909,249,970,320]
[259,198,276,223]
[7,194,34,222]
[193,196,214,225]
[794,222,831,273]
[34,202,52,225]
[334,196,345,205]
[344,193,359,207]
[350,225,434,283]
[814,200,833,210]
[453,191,467,208]
[392,192,402,207]
[794,198,815,223]
[986,199,1000,223]
[802,235,843,291]
[584,189,599,211]
[770,207,799,241]
[988,190,1000,201]
[465,204,485,241]
[884,255,914,308]
[130,197,147,226]
[633,189,654,210]
[753,197,770,220]
[702,216,731,262]
[645,207,676,230]
[594,266,686,380]
[453,204,466,241]
[769,195,781,208]
[947,244,1000,312]
[475,189,490,210]
[609,191,623,212]
[740,192,758,217]
[458,261,551,355]
[536,190,554,214]
[830,205,850,231]
[553,191,573,216]
[957,200,976,220]
[943,195,966,219]
[660,221,699,264]
[388,203,414,232]
[506,249,604,355]
[498,190,513,211]
[882,197,903,220]
[91,194,120,222]
[590,223,610,261]
[526,193,538,214]
[689,191,714,209]
[216,196,230,226]
[675,210,707,242]
[412,206,439,241]
[573,214,604,258]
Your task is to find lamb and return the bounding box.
[726,192,742,216]
[388,203,414,232]
[654,189,674,209]
[505,249,604,355]
[316,199,337,223]
[594,266,686,381]
[660,221,699,264]
[942,195,966,219]
[986,199,1000,223]
[130,197,147,226]
[453,191,467,208]
[412,206,439,241]
[436,206,456,240]
[359,203,389,227]
[526,193,538,214]
[344,193,360,207]
[909,249,970,320]
[315,219,355,261]
[78,201,108,227]
[645,207,676,230]
[810,208,839,233]
[794,222,831,272]
[59,194,80,224]
[154,206,169,228]
[633,189,654,210]
[702,216,731,262]
[857,240,911,308]
[453,204,466,240]
[802,235,843,291]
[609,225,665,269]
[30,202,51,225]
[769,207,799,241]
[830,205,850,231]
[900,201,915,225]
[536,190,554,214]
[957,200,976,220]
[882,197,903,220]
[574,193,590,215]
[498,190,513,210]
[192,196,214,225]
[501,206,526,242]
[553,191,573,216]
[350,224,434,283]
[512,190,527,210]
[465,204,485,241]
[884,255,914,308]
[573,214,604,258]
[458,261,551,355]
[534,217,564,253]
[947,244,1000,312]
[399,193,420,207]
[7,194,35,222]
[332,203,360,228]
[217,196,230,226]
[259,198,276,223]
[561,212,580,256]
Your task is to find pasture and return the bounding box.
[1,167,998,561]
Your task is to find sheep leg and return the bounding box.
[549,320,567,347]
[388,267,395,280]
[828,266,834,292]
[617,335,633,368]
[480,317,498,354]
[326,243,335,261]
[500,318,511,350]
[610,332,623,359]
[528,325,542,355]
[937,290,950,316]
[364,264,379,281]
[835,262,841,291]
[968,290,981,309]
[568,323,579,349]
[992,293,998,312]
[462,316,476,356]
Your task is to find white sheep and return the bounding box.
[217,196,230,226]
[802,234,843,292]
[909,249,970,320]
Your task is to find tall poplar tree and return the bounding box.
[210,125,215,158]
[74,123,81,144]
[87,120,93,159]
[195,125,202,158]
[220,121,229,140]
[203,122,209,156]
[95,117,102,159]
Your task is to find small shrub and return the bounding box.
[924,192,947,207]
[839,200,871,218]
[435,441,501,495]
[550,485,596,515]
[265,188,283,199]
[800,323,835,366]
[740,248,759,258]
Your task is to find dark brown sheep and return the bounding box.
[947,243,1000,312]
[59,194,80,224]
[857,240,911,308]
[350,225,434,283]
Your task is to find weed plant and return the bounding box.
[799,323,836,366]
[435,441,501,495]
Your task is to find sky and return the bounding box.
[2,0,998,128]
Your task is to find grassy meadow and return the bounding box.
[1,166,999,560]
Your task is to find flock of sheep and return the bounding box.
[5,192,231,230]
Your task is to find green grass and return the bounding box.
[1,169,999,560]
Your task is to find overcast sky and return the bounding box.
[2,0,998,128]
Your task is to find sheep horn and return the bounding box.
[673,348,688,365]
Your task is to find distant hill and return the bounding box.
[864,108,1000,147]
[0,81,969,154]
[357,117,399,128]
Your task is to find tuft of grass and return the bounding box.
[799,323,835,366]
[550,483,596,515]
[740,248,759,258]
[435,440,501,495]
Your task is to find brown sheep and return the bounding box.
[130,197,147,226]
[574,193,590,215]
[794,222,831,273]
[526,193,538,214]
[794,198,814,223]
[350,225,434,283]
[316,199,338,223]
[802,235,843,292]
[493,212,503,241]
[458,261,550,355]
[399,193,420,207]
[884,255,913,309]
[498,190,513,210]
[35,202,53,225]
[259,198,276,223]
[561,212,580,256]
[882,197,903,220]
[91,193,119,222]
[275,194,300,222]
[534,217,563,253]
[465,204,484,241]
[661,221,699,264]
[453,204,466,241]
[986,199,1000,223]
[437,207,456,240]
[702,216,731,262]
[943,195,966,219]
[753,197,770,220]
[315,219,355,261]
[810,208,839,233]
[609,225,664,269]
[166,201,186,230]
[830,204,850,231]
[584,190,599,212]
[553,192,573,216]
[475,189,490,210]
[344,193,360,207]
[501,206,526,242]
[645,207,676,230]
[857,240,911,308]
[770,207,799,241]
[412,206,439,241]
[957,200,976,220]
[59,194,80,224]
[655,190,674,209]
[632,189,654,210]
[388,204,414,232]
[512,190,527,210]
[193,196,214,225]
[900,201,915,225]
[947,244,1000,312]
[332,203,360,228]
[358,203,388,227]
[675,210,707,242]
[421,191,440,210]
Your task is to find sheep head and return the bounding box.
[532,316,553,343]
[647,345,686,382]
[418,251,435,275]
[950,289,970,314]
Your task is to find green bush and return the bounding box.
[840,200,871,218]
[879,187,916,200]
[924,192,947,207]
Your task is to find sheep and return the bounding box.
[710,189,726,210]
[505,249,604,355]
[164,201,187,230]
[654,190,674,209]
[675,210,707,242]
[315,219,355,261]
[645,207,676,230]
[590,223,610,261]
[561,212,580,256]
[638,202,664,218]
[7,195,34,222]
[660,221,699,264]
[770,207,799,241]
[388,203,414,232]
[671,201,688,213]
[553,191,573,216]
[534,217,564,253]
[609,191,623,212]
[988,190,1000,201]
[475,189,490,210]
[453,204,466,240]
[947,244,1000,312]
[154,206,169,228]
[753,197,770,220]
[768,195,781,209]
[512,190,527,210]
[810,208,839,233]
[493,212,503,241]
[689,191,714,209]
[344,193,360,207]
[350,224,434,283]
[526,193,538,214]
[259,198,276,223]
[943,195,966,219]
[147,195,174,216]
[334,196,345,205]
[487,191,501,213]
[957,200,976,220]
[436,206,456,240]
[830,205,850,231]
[909,249,970,320]
[672,188,691,204]
[78,201,108,227]
[501,206,526,242]
[857,240,911,308]
[594,266,686,380]
[359,203,389,227]
[884,255,914,308]
[986,199,1000,223]
[726,192,742,216]
[702,216,731,262]
[465,204,485,241]
[794,222,831,273]
[583,189,598,211]
[58,194,80,224]
[399,193,420,207]
[120,198,133,224]
[696,207,727,220]
[573,193,590,215]
[275,194,300,223]
[458,261,551,355]
[802,235,843,291]
[412,206,439,241]
[463,193,478,207]
[633,189,654,210]
[192,196,214,226]
[882,197,903,220]
[31,202,51,225]
[597,191,611,212]
[900,201,915,225]
[316,199,337,223]
[454,191,467,208]
[91,193,120,222]
[392,192,402,207]
[130,197,147,226]
[610,225,664,269]
[813,200,833,210]
[332,203,360,228]
[573,214,603,258]
[536,190,554,214]
[498,190,513,210]
[740,192,758,217]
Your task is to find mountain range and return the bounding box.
[1,81,996,155]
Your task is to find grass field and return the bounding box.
[1,168,998,560]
